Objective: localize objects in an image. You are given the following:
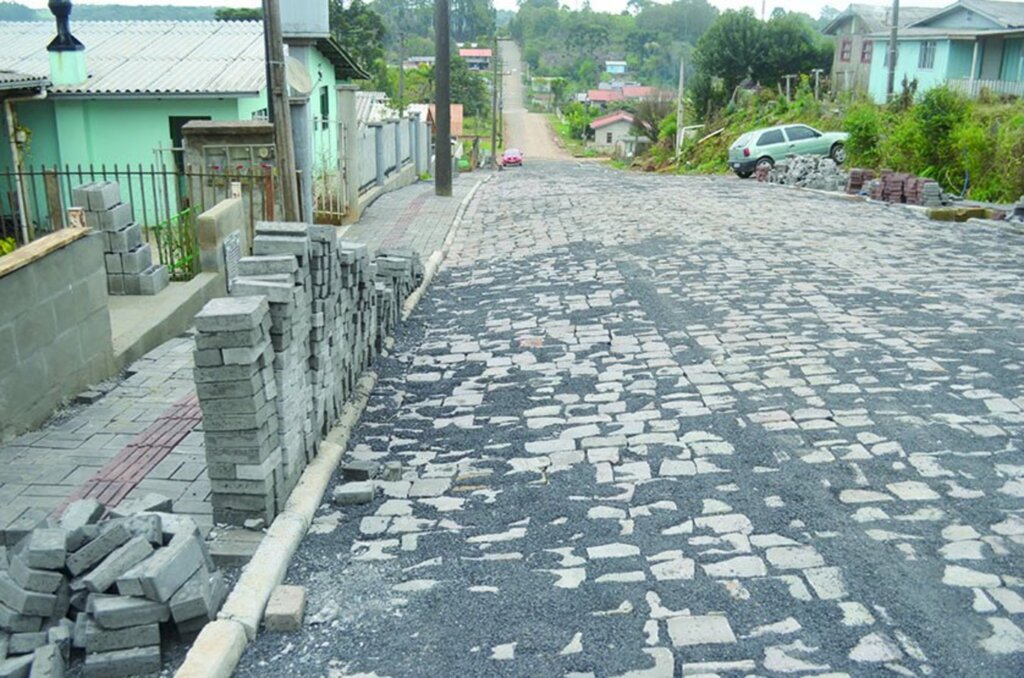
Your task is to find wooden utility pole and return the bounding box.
[490,25,498,167]
[434,0,452,196]
[886,0,900,100]
[674,57,685,157]
[263,0,299,221]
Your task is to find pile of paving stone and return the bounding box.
[0,497,224,677]
[194,222,422,527]
[865,171,944,207]
[73,181,169,296]
[762,155,848,191]
[845,168,877,194]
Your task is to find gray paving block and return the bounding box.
[137,534,202,603]
[84,619,159,654]
[7,630,46,655]
[59,500,104,534]
[66,523,131,576]
[76,536,153,594]
[231,279,295,303]
[83,645,161,677]
[194,296,269,333]
[0,602,43,633]
[0,654,33,678]
[108,495,172,520]
[0,573,56,617]
[238,255,298,277]
[168,565,212,623]
[331,481,375,506]
[46,581,69,626]
[121,515,163,546]
[46,619,72,661]
[88,595,169,630]
[341,460,379,482]
[132,513,199,543]
[7,555,63,594]
[22,530,65,571]
[29,642,64,678]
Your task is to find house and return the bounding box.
[605,60,627,75]
[0,19,367,176]
[866,0,1024,101]
[823,3,934,93]
[413,103,464,138]
[586,89,625,106]
[458,48,492,72]
[404,56,435,70]
[589,110,638,156]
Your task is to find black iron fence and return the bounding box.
[1,164,279,279]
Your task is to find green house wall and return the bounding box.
[869,39,953,102]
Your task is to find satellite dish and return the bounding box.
[286,56,314,99]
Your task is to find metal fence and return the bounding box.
[1,164,278,277]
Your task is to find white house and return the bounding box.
[589,110,638,156]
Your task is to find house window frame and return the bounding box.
[606,131,613,144]
[840,38,853,62]
[861,40,873,64]
[918,40,936,69]
[319,86,330,131]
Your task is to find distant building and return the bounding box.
[404,56,435,70]
[605,60,627,75]
[458,48,492,72]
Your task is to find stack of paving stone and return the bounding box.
[765,155,848,191]
[846,168,876,194]
[193,295,282,525]
[0,498,225,677]
[72,181,169,296]
[904,176,944,207]
[193,223,421,527]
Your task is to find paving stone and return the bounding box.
[332,482,375,506]
[84,619,159,653]
[667,615,737,647]
[88,595,170,630]
[21,531,65,572]
[0,573,56,617]
[7,557,62,594]
[264,585,306,632]
[7,631,46,655]
[29,643,63,678]
[0,654,33,678]
[66,524,132,576]
[82,645,161,677]
[76,536,153,594]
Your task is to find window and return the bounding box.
[840,39,853,62]
[861,40,873,64]
[319,87,330,130]
[251,108,268,121]
[758,129,785,146]
[606,132,613,143]
[918,41,936,69]
[785,126,819,141]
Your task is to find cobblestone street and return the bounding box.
[237,162,1024,676]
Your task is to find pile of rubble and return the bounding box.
[761,155,848,192]
[74,181,170,296]
[0,496,224,676]
[865,171,944,207]
[194,221,422,527]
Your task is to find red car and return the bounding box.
[502,148,523,167]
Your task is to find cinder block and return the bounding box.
[76,536,153,594]
[0,572,56,617]
[82,645,161,678]
[66,523,131,576]
[88,595,169,630]
[106,273,124,296]
[194,296,269,333]
[122,273,141,296]
[71,183,94,209]
[136,265,169,296]
[30,642,64,677]
[85,619,160,653]
[97,203,133,231]
[104,223,141,254]
[119,244,151,275]
[85,182,121,211]
[264,584,305,632]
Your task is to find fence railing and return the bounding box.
[947,78,1024,99]
[1,164,277,272]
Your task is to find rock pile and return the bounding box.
[763,155,848,192]
[73,182,169,296]
[194,222,422,526]
[0,497,224,677]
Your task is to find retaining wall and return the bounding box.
[0,230,113,440]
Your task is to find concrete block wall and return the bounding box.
[0,232,113,441]
[193,223,422,526]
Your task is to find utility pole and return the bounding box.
[434,0,452,196]
[497,49,503,147]
[674,57,685,157]
[490,23,498,168]
[886,0,900,100]
[263,0,299,221]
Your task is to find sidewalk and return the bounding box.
[0,174,484,547]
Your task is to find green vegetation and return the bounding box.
[215,8,261,21]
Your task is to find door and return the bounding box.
[784,125,824,155]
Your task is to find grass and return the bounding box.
[546,115,600,158]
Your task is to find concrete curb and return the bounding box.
[402,173,491,321]
[175,372,378,677]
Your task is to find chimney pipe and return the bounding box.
[47,0,87,87]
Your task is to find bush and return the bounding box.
[844,102,884,167]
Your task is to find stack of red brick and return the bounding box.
[846,169,876,194]
[865,171,942,206]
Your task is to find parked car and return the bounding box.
[728,124,848,178]
[502,148,523,167]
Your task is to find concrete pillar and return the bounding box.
[392,119,402,170]
[337,85,359,220]
[414,115,428,176]
[290,96,313,223]
[371,123,385,187]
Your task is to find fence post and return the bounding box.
[393,119,402,172]
[371,123,385,188]
[43,171,64,231]
[337,85,360,220]
[413,114,428,176]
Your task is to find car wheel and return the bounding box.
[735,170,753,179]
[830,143,846,164]
[756,157,774,171]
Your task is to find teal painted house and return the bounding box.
[0,19,366,172]
[867,0,1024,102]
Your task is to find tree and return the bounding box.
[215,8,261,21]
[330,0,387,81]
[630,96,673,143]
[0,2,36,21]
[693,9,764,91]
[451,56,489,118]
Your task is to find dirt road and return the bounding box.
[499,40,570,161]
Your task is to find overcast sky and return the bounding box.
[19,0,957,20]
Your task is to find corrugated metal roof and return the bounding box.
[0,20,364,96]
[0,69,48,91]
[356,91,398,124]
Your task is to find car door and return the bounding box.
[755,129,787,162]
[784,125,825,156]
